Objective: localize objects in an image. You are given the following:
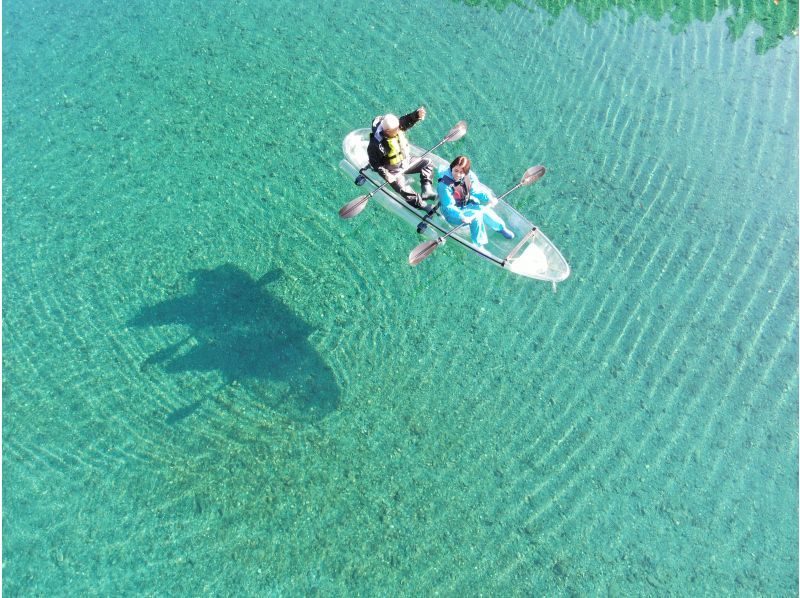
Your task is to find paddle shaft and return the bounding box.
[496,181,525,202]
[437,221,468,243]
[492,166,544,204]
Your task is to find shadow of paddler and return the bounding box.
[129,265,339,423]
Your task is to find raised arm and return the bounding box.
[399,106,426,131]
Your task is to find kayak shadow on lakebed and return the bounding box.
[128,265,339,423]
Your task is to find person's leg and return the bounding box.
[482,207,515,239]
[481,207,505,231]
[462,208,488,246]
[385,167,427,209]
[403,157,436,199]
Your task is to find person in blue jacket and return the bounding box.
[437,155,515,247]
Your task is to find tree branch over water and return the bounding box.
[458,0,798,54]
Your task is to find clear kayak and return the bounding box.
[339,129,570,286]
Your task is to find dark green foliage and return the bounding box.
[454,0,798,53]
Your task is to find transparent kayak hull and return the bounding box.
[340,129,570,284]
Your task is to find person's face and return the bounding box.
[383,125,399,138]
[452,165,467,181]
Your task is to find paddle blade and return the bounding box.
[445,120,468,143]
[521,165,546,186]
[339,194,370,219]
[408,240,440,266]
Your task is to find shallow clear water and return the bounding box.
[4,0,798,594]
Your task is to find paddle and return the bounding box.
[408,165,546,266]
[338,120,468,219]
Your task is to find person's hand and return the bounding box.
[487,196,498,207]
[462,214,475,224]
[417,106,426,121]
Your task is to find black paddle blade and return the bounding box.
[521,165,546,185]
[408,240,439,266]
[339,194,370,219]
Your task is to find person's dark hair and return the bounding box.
[450,155,471,173]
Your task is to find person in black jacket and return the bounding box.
[367,107,437,210]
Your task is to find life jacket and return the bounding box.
[439,173,472,207]
[385,135,404,165]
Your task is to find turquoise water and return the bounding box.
[3,0,798,594]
